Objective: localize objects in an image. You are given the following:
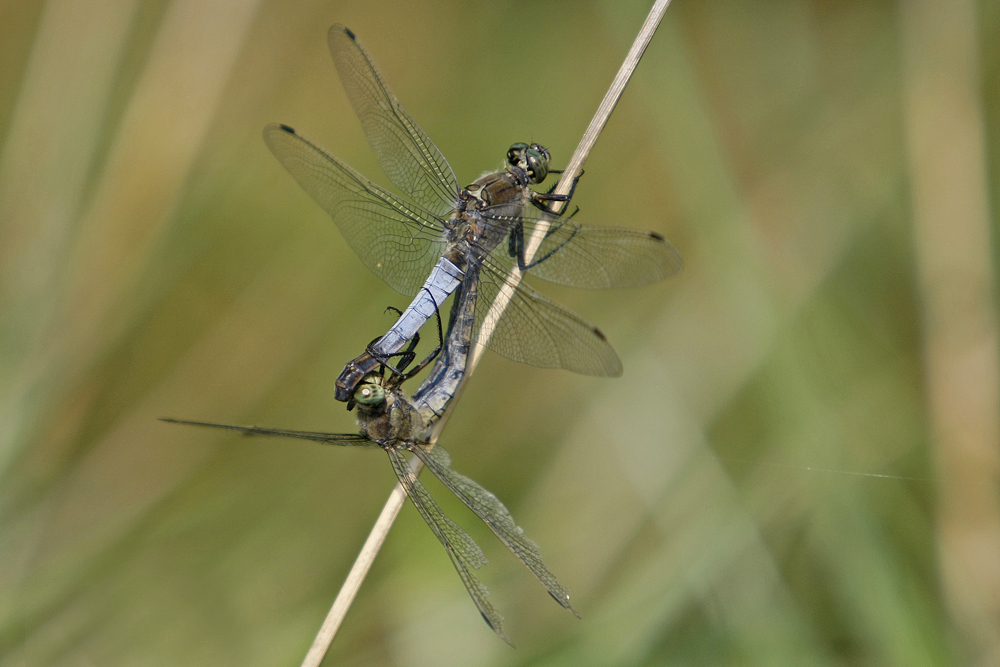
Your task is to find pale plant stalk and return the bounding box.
[300,2,672,664]
[900,0,1000,660]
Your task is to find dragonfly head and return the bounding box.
[353,377,386,406]
[345,374,388,412]
[507,142,551,184]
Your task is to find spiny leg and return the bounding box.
[529,168,583,213]
[365,305,421,376]
[508,214,582,272]
[396,288,444,384]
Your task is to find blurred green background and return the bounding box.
[2,0,999,665]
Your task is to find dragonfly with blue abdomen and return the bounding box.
[263,25,683,403]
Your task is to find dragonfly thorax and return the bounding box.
[354,380,426,446]
[456,171,529,245]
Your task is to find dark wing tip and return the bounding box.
[330,24,355,41]
[649,230,686,277]
[550,592,581,617]
[591,327,624,377]
[277,123,295,134]
[480,613,514,646]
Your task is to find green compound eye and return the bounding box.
[353,382,385,405]
[524,148,548,183]
[507,142,529,165]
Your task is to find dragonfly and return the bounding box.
[163,267,571,644]
[264,25,683,403]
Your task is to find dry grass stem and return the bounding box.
[300,3,672,664]
[900,0,1000,660]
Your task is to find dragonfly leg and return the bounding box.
[542,167,584,192]
[366,288,444,383]
[368,332,419,376]
[529,168,583,213]
[365,304,423,375]
[567,205,580,220]
[508,217,582,271]
[396,288,444,384]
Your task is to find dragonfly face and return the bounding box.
[506,142,552,184]
[352,374,426,446]
[352,376,385,406]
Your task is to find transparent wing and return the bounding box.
[159,418,374,446]
[264,123,447,295]
[473,254,624,376]
[480,204,684,289]
[384,448,510,644]
[328,25,459,217]
[412,444,577,614]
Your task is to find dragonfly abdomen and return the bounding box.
[369,256,464,358]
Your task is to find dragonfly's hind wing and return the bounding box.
[385,448,510,644]
[412,444,577,615]
[474,255,624,377]
[160,418,374,446]
[329,25,459,217]
[264,124,446,295]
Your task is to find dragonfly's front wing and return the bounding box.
[263,123,447,296]
[327,24,459,218]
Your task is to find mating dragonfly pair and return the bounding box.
[165,25,681,643]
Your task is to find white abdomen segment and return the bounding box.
[370,256,464,357]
